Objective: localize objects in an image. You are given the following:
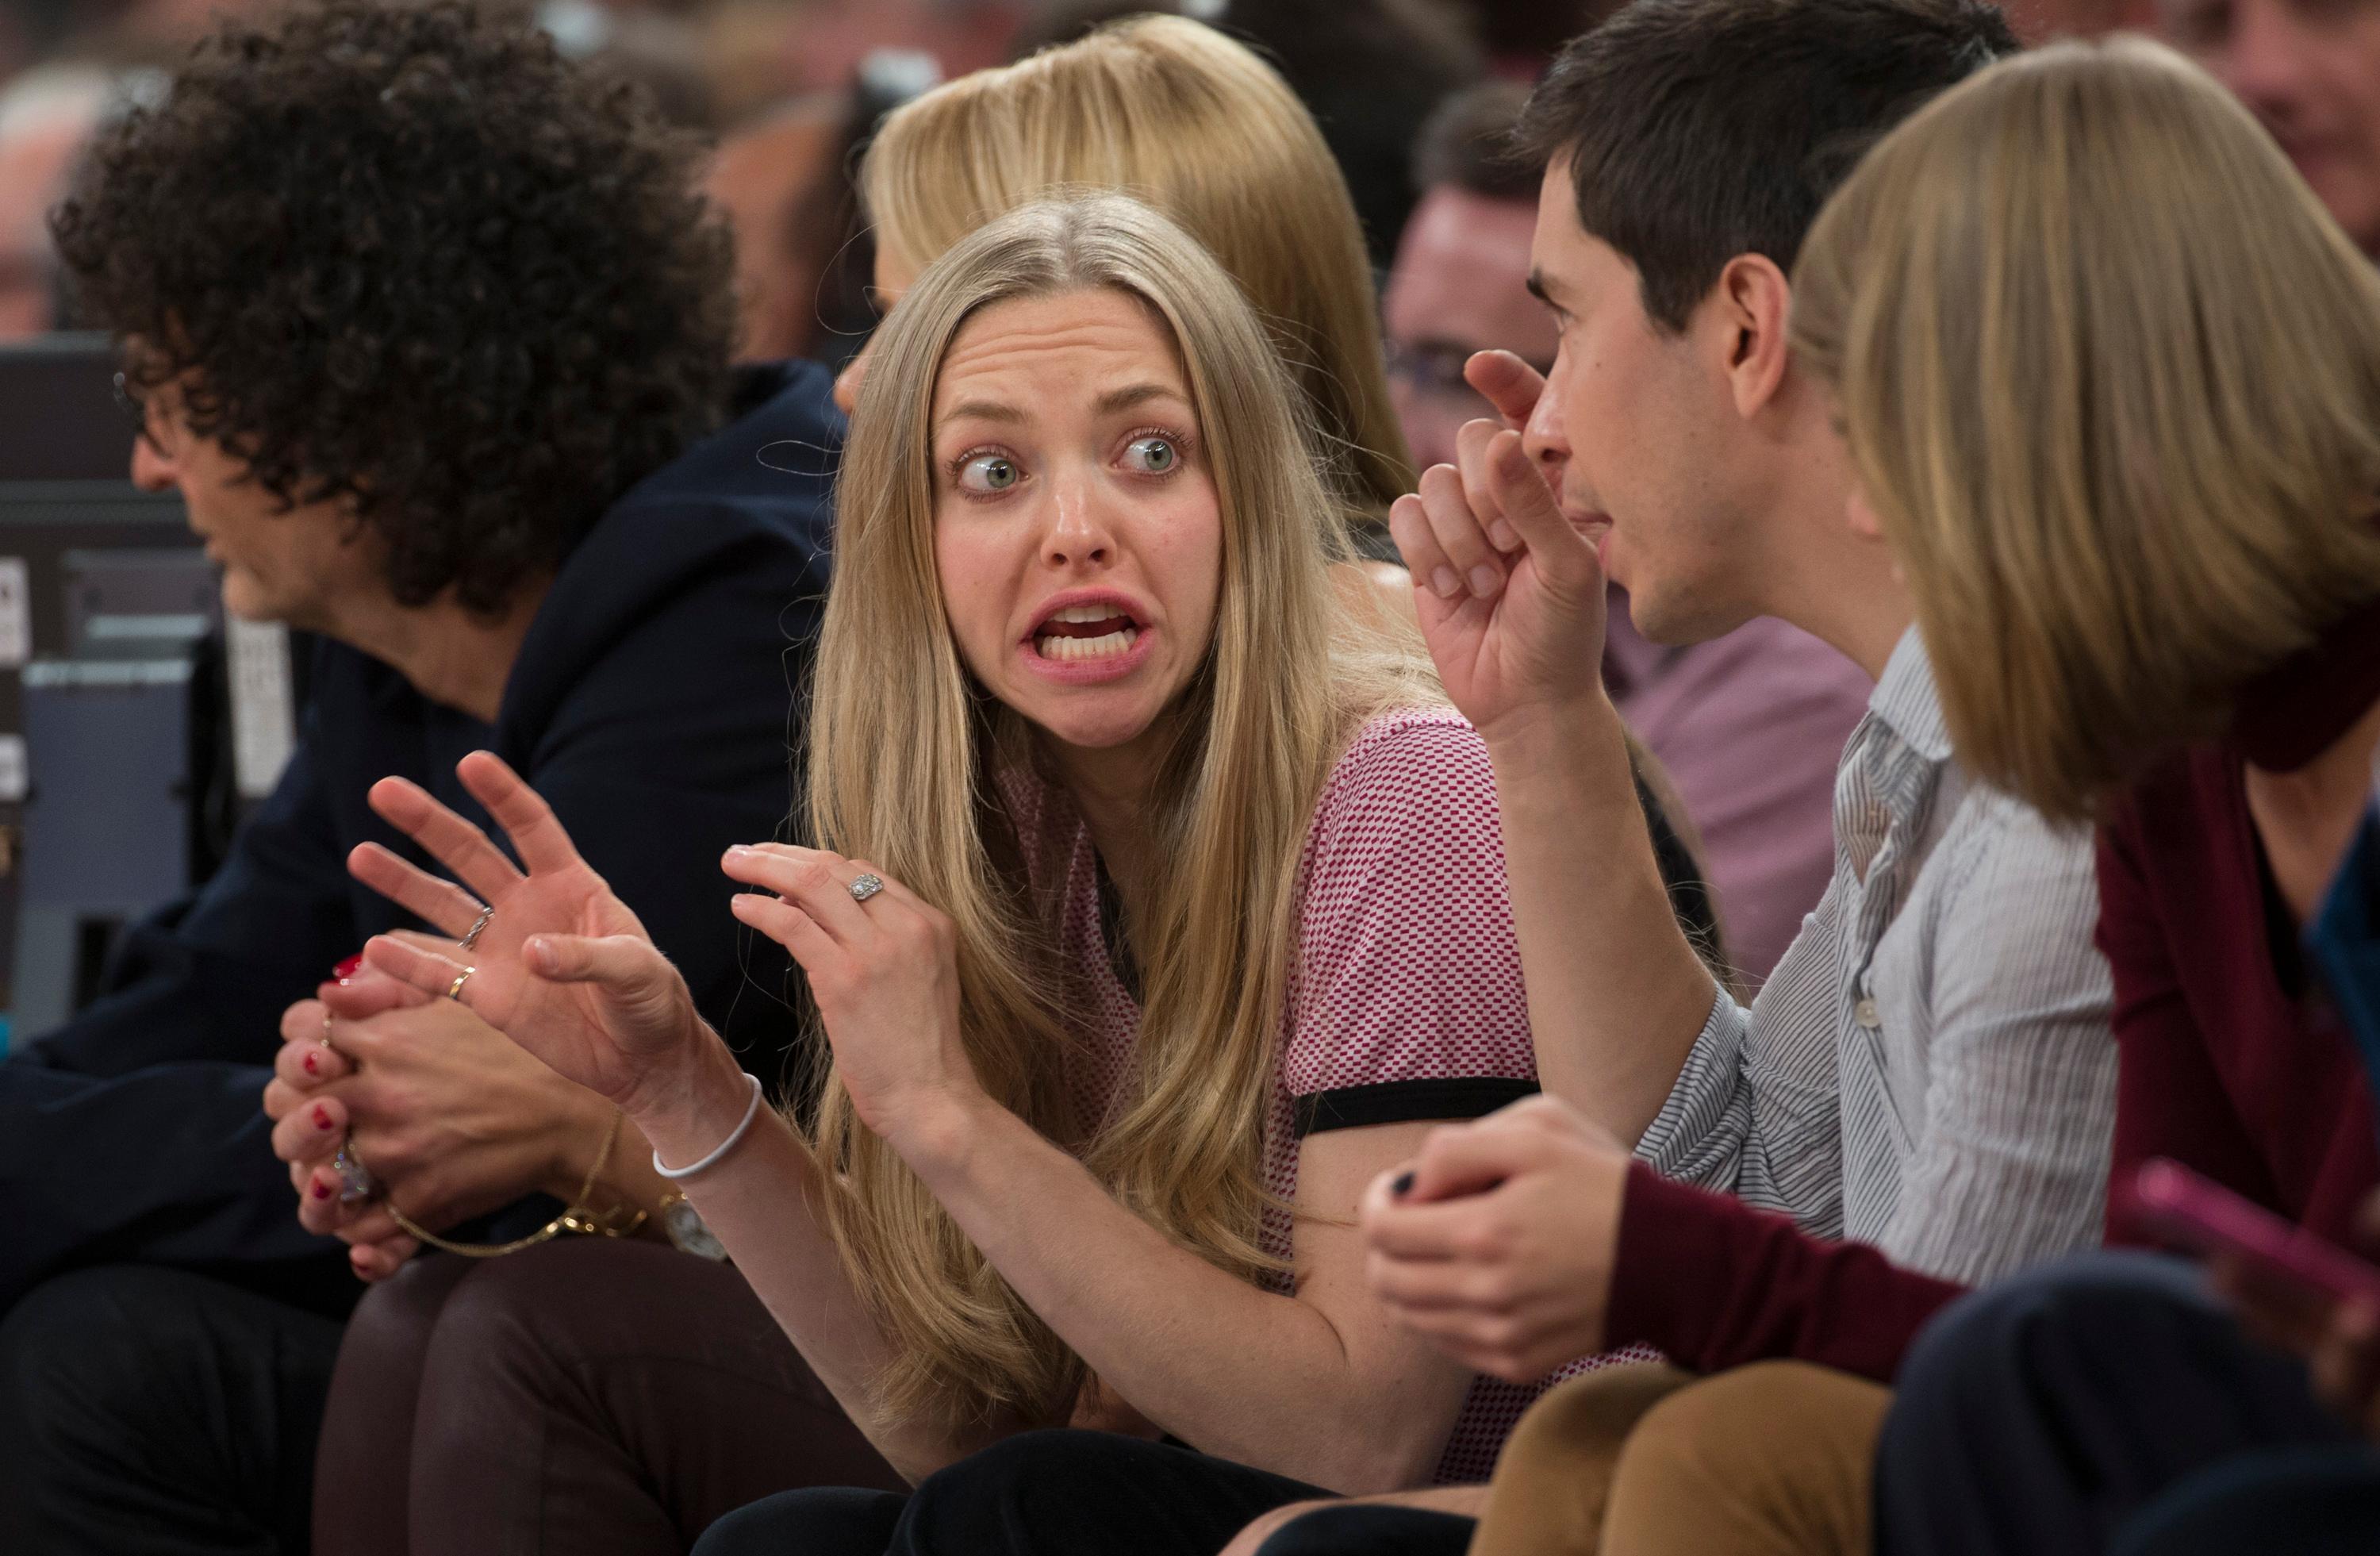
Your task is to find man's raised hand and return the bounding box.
[1390,381,1610,747]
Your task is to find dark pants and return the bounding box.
[694,1429,1357,1556]
[0,1264,343,1555]
[2113,1445,2380,1556]
[313,1236,902,1554]
[1874,1250,2367,1556]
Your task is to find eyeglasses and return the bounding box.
[1384,340,1552,405]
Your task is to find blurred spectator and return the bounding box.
[1379,78,1869,984]
[705,95,846,360]
[0,65,117,339]
[1384,80,1549,471]
[2007,0,2152,41]
[763,0,1027,94]
[2158,0,2380,255]
[1019,0,1486,270]
[1445,0,1624,73]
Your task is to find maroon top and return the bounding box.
[1604,602,2380,1381]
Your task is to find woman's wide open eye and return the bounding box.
[955,451,1022,495]
[1123,435,1180,476]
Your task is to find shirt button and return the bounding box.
[1855,998,1881,1030]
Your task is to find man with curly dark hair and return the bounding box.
[0,5,887,1550]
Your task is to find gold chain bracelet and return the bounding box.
[382,1109,648,1258]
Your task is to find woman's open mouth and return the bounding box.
[1034,603,1141,662]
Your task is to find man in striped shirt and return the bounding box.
[1225,3,2117,1553]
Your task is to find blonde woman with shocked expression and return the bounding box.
[344,196,1640,1556]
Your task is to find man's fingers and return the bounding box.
[1467,349,1545,429]
[347,840,493,939]
[456,751,589,878]
[1416,463,1509,601]
[1484,430,1595,580]
[1456,419,1523,554]
[1390,493,1459,601]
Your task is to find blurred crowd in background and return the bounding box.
[0,0,2148,375]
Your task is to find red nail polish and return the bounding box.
[333,953,363,983]
[311,1179,332,1200]
[303,1051,319,1076]
[313,1103,333,1130]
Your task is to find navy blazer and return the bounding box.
[0,363,841,1313]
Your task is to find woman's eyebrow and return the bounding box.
[1092,382,1187,417]
[935,398,1028,429]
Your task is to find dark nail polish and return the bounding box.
[311,1179,332,1200]
[1392,1171,1415,1198]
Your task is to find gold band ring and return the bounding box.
[447,966,475,1002]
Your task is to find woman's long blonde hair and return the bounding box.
[1793,36,2380,821]
[861,13,1415,536]
[804,193,1438,1425]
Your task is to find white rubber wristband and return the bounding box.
[652,1072,765,1181]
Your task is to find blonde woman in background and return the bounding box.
[839,13,1414,565]
[347,194,1651,1556]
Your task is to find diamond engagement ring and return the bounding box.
[461,903,494,951]
[848,874,885,904]
[331,1143,377,1203]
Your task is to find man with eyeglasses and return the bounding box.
[1385,82,1871,983]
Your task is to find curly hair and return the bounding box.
[52,1,737,615]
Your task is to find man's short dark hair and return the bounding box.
[1514,0,2017,332]
[52,1,736,615]
[1415,80,1537,203]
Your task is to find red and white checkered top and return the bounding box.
[1002,706,1653,1485]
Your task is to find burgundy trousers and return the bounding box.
[311,1237,903,1555]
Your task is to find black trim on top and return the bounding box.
[1292,1077,1542,1138]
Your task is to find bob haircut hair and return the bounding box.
[858,13,1413,540]
[1793,36,2380,821]
[804,192,1438,1424]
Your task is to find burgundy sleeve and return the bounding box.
[1605,1163,1968,1381]
[2093,800,2276,1239]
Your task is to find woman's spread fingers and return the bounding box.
[359,933,469,1002]
[1417,463,1508,600]
[347,841,492,938]
[365,778,524,902]
[729,892,842,969]
[721,847,873,943]
[457,751,588,878]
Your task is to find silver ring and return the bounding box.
[848,873,885,904]
[447,966,475,1002]
[332,1143,377,1204]
[460,904,494,951]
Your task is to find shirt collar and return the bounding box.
[1866,625,1955,766]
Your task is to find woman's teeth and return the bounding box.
[1037,625,1138,660]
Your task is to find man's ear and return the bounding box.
[1707,253,1794,422]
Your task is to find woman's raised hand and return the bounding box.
[345,751,706,1112]
[721,844,983,1152]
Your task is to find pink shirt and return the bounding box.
[1605,595,1871,984]
[1006,707,1651,1484]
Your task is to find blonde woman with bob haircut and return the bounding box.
[836,13,1413,556]
[344,194,1643,1555]
[1782,37,2380,1556]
